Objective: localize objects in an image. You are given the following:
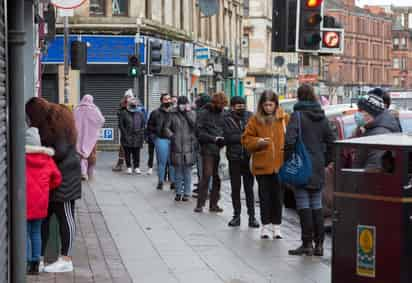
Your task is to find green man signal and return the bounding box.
[128,55,140,77]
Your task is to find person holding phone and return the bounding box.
[242,90,289,240]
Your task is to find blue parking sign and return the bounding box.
[99,128,114,141]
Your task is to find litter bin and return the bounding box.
[332,133,412,283]
[43,215,60,263]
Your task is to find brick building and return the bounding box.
[323,0,393,98]
[390,6,412,90]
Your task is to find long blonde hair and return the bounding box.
[256,90,279,124]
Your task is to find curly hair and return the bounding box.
[26,97,77,146]
[211,91,228,110]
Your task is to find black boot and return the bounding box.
[26,262,32,274]
[112,159,124,172]
[289,209,314,256]
[248,216,260,228]
[157,182,163,190]
[228,215,241,227]
[313,209,325,256]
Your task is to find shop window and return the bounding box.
[112,0,128,16]
[90,0,105,16]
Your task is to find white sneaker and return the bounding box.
[261,225,273,240]
[272,225,283,239]
[39,259,45,273]
[127,168,133,175]
[135,168,142,175]
[44,258,73,273]
[146,168,153,175]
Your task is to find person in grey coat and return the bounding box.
[285,84,335,257]
[353,94,401,170]
[164,96,197,201]
[119,98,145,174]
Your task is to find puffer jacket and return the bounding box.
[196,104,226,157]
[26,145,62,220]
[147,107,170,139]
[223,110,253,161]
[163,109,197,167]
[242,107,289,176]
[353,110,401,169]
[119,109,145,148]
[284,102,335,189]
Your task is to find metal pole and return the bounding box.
[63,16,69,104]
[8,0,27,282]
[234,44,238,96]
[134,23,140,100]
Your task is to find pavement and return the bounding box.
[28,149,332,283]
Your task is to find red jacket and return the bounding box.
[26,145,62,220]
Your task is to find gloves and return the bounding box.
[215,136,225,147]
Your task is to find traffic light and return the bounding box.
[149,40,162,74]
[319,15,344,55]
[296,0,323,52]
[272,0,297,52]
[128,55,140,77]
[71,41,87,70]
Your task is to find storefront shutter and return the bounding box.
[41,74,59,103]
[148,76,171,112]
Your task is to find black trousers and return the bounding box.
[196,155,221,208]
[41,201,76,257]
[256,174,283,225]
[123,146,141,168]
[229,160,255,217]
[147,141,155,168]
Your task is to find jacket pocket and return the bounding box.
[252,150,270,170]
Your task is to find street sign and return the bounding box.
[299,74,318,83]
[195,47,210,60]
[99,128,114,141]
[51,0,86,9]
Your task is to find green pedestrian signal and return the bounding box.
[128,55,140,78]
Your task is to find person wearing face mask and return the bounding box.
[353,94,401,170]
[242,90,289,240]
[223,96,260,228]
[119,98,145,175]
[147,93,175,190]
[163,96,197,201]
[194,92,228,213]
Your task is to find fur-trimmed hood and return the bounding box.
[26,145,55,156]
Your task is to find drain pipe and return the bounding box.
[8,0,26,282]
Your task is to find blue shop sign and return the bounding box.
[42,35,146,64]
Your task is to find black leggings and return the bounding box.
[41,201,76,257]
[147,141,155,168]
[123,146,141,168]
[256,174,283,225]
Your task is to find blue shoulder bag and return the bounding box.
[279,112,312,186]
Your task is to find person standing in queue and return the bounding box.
[194,92,228,213]
[223,96,259,228]
[163,96,197,202]
[242,90,289,240]
[147,93,175,190]
[285,84,335,257]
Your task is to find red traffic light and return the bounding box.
[323,31,340,48]
[306,0,323,8]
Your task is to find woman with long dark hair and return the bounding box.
[242,90,289,239]
[285,84,335,256]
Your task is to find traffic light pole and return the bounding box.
[63,16,70,104]
[234,44,239,96]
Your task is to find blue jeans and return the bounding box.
[27,220,42,262]
[295,188,322,210]
[154,138,175,184]
[175,165,192,196]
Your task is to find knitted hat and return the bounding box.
[357,94,385,117]
[230,96,246,106]
[367,88,385,98]
[177,96,189,105]
[124,89,134,98]
[26,127,41,146]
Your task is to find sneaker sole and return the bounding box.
[44,267,73,273]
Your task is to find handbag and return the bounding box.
[279,112,312,186]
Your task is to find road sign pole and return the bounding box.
[63,16,70,104]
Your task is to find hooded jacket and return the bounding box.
[242,107,289,176]
[26,145,62,220]
[223,110,253,161]
[284,102,335,189]
[353,110,401,169]
[163,109,197,166]
[119,109,145,148]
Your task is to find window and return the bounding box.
[401,37,407,48]
[393,58,400,69]
[409,13,412,29]
[394,77,400,86]
[401,57,408,70]
[112,0,128,16]
[90,0,105,16]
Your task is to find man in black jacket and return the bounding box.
[223,96,260,228]
[147,93,175,190]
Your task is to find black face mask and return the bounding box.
[162,102,172,108]
[235,109,245,116]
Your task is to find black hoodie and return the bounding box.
[284,102,336,190]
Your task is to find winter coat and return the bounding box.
[147,107,170,139]
[50,139,82,202]
[284,102,335,189]
[119,109,145,148]
[223,110,253,161]
[196,104,226,157]
[26,145,62,220]
[163,109,197,167]
[242,107,289,176]
[353,110,401,170]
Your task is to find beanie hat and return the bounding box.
[124,89,134,98]
[357,94,385,117]
[177,96,189,105]
[367,88,385,98]
[196,95,211,109]
[230,96,246,106]
[26,127,41,146]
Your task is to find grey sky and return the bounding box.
[356,0,411,6]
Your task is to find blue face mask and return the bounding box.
[354,112,366,127]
